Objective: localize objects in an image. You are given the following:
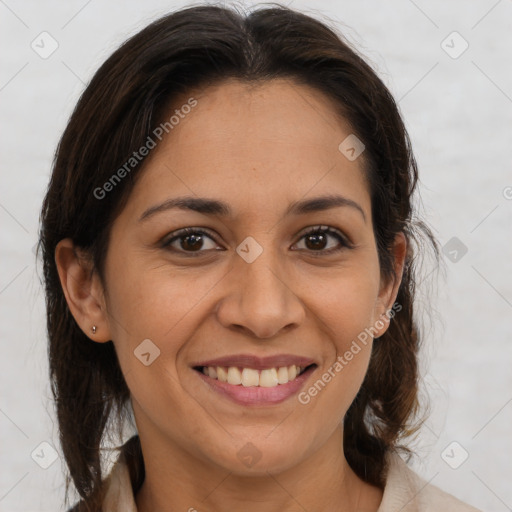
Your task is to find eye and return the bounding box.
[161,225,352,257]
[292,225,351,254]
[161,227,222,255]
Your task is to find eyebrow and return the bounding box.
[138,194,366,223]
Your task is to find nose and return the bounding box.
[215,250,305,339]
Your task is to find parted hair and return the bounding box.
[38,3,439,511]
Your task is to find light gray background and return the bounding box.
[1,0,511,511]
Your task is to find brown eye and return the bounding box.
[293,225,350,254]
[162,228,221,255]
[179,233,205,251]
[304,231,328,250]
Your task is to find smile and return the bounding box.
[198,364,313,386]
[192,356,318,405]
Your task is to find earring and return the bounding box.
[91,325,97,334]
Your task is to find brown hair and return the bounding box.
[38,3,439,511]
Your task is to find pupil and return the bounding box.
[182,234,203,251]
[306,232,326,250]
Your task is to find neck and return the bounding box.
[134,425,383,512]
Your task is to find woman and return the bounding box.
[38,3,481,511]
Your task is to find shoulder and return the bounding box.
[379,452,482,512]
[66,454,137,512]
[67,437,143,512]
[66,499,89,512]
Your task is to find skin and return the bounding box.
[56,78,406,512]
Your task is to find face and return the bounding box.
[95,78,403,475]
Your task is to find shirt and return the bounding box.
[97,451,482,512]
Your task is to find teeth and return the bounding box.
[260,368,279,387]
[277,366,288,384]
[241,368,259,387]
[227,367,242,385]
[217,366,228,383]
[200,364,307,387]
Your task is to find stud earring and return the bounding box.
[91,325,97,334]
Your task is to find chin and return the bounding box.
[203,433,310,476]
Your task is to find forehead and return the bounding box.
[166,78,355,160]
[124,78,371,222]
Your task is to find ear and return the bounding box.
[54,238,112,342]
[372,231,408,338]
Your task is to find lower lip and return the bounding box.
[194,366,317,406]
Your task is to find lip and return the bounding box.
[191,353,316,371]
[195,365,317,406]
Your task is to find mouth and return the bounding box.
[194,363,314,386]
[191,354,318,405]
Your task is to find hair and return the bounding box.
[38,3,440,511]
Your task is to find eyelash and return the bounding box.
[161,225,353,257]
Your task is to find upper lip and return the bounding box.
[192,354,317,371]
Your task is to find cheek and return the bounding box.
[308,266,380,343]
[104,263,216,430]
[104,258,225,375]
[105,255,193,335]
[299,270,379,404]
